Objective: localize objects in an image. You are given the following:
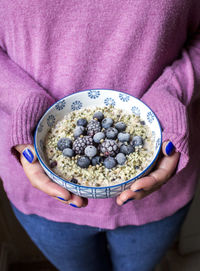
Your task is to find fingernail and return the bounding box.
[123,198,134,205]
[165,141,175,156]
[69,203,79,208]
[56,196,68,202]
[22,148,34,163]
[134,189,143,192]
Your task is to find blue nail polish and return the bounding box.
[134,189,143,192]
[57,197,67,201]
[165,141,175,156]
[22,148,34,163]
[69,203,79,208]
[123,198,134,205]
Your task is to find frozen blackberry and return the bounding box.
[104,157,117,169]
[120,144,135,155]
[87,119,101,136]
[77,118,88,127]
[106,127,118,139]
[93,111,104,121]
[115,122,126,132]
[91,156,103,166]
[93,132,105,143]
[101,117,113,129]
[84,145,97,158]
[73,126,85,138]
[77,156,90,168]
[99,139,119,157]
[57,138,72,151]
[73,136,93,155]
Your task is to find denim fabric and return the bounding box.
[11,202,190,271]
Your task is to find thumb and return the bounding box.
[162,141,175,157]
[15,144,37,164]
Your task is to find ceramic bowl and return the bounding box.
[34,89,162,198]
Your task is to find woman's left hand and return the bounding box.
[116,141,180,205]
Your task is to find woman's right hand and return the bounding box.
[15,144,88,208]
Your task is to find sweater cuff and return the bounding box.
[141,91,189,172]
[11,93,55,151]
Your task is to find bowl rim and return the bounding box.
[34,89,162,190]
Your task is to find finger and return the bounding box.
[117,151,180,205]
[162,141,175,156]
[131,152,180,191]
[116,179,163,205]
[21,157,71,199]
[116,188,146,205]
[54,194,88,208]
[116,173,167,205]
[15,144,37,163]
[21,157,87,207]
[69,194,88,208]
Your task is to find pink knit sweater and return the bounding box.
[0,0,200,229]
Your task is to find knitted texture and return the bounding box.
[11,94,54,147]
[0,0,200,229]
[141,69,190,171]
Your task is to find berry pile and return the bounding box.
[56,111,144,169]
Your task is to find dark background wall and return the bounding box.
[0,179,57,271]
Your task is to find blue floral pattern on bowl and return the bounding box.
[131,106,140,116]
[88,90,100,99]
[147,111,155,123]
[119,93,130,102]
[55,100,66,111]
[104,97,116,107]
[38,123,43,133]
[71,100,82,111]
[47,115,56,127]
[156,138,161,150]
[34,89,162,199]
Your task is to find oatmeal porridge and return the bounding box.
[44,106,154,187]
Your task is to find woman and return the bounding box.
[0,0,200,270]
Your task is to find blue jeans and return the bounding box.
[11,202,190,271]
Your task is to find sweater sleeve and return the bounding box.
[141,29,200,172]
[0,47,55,153]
